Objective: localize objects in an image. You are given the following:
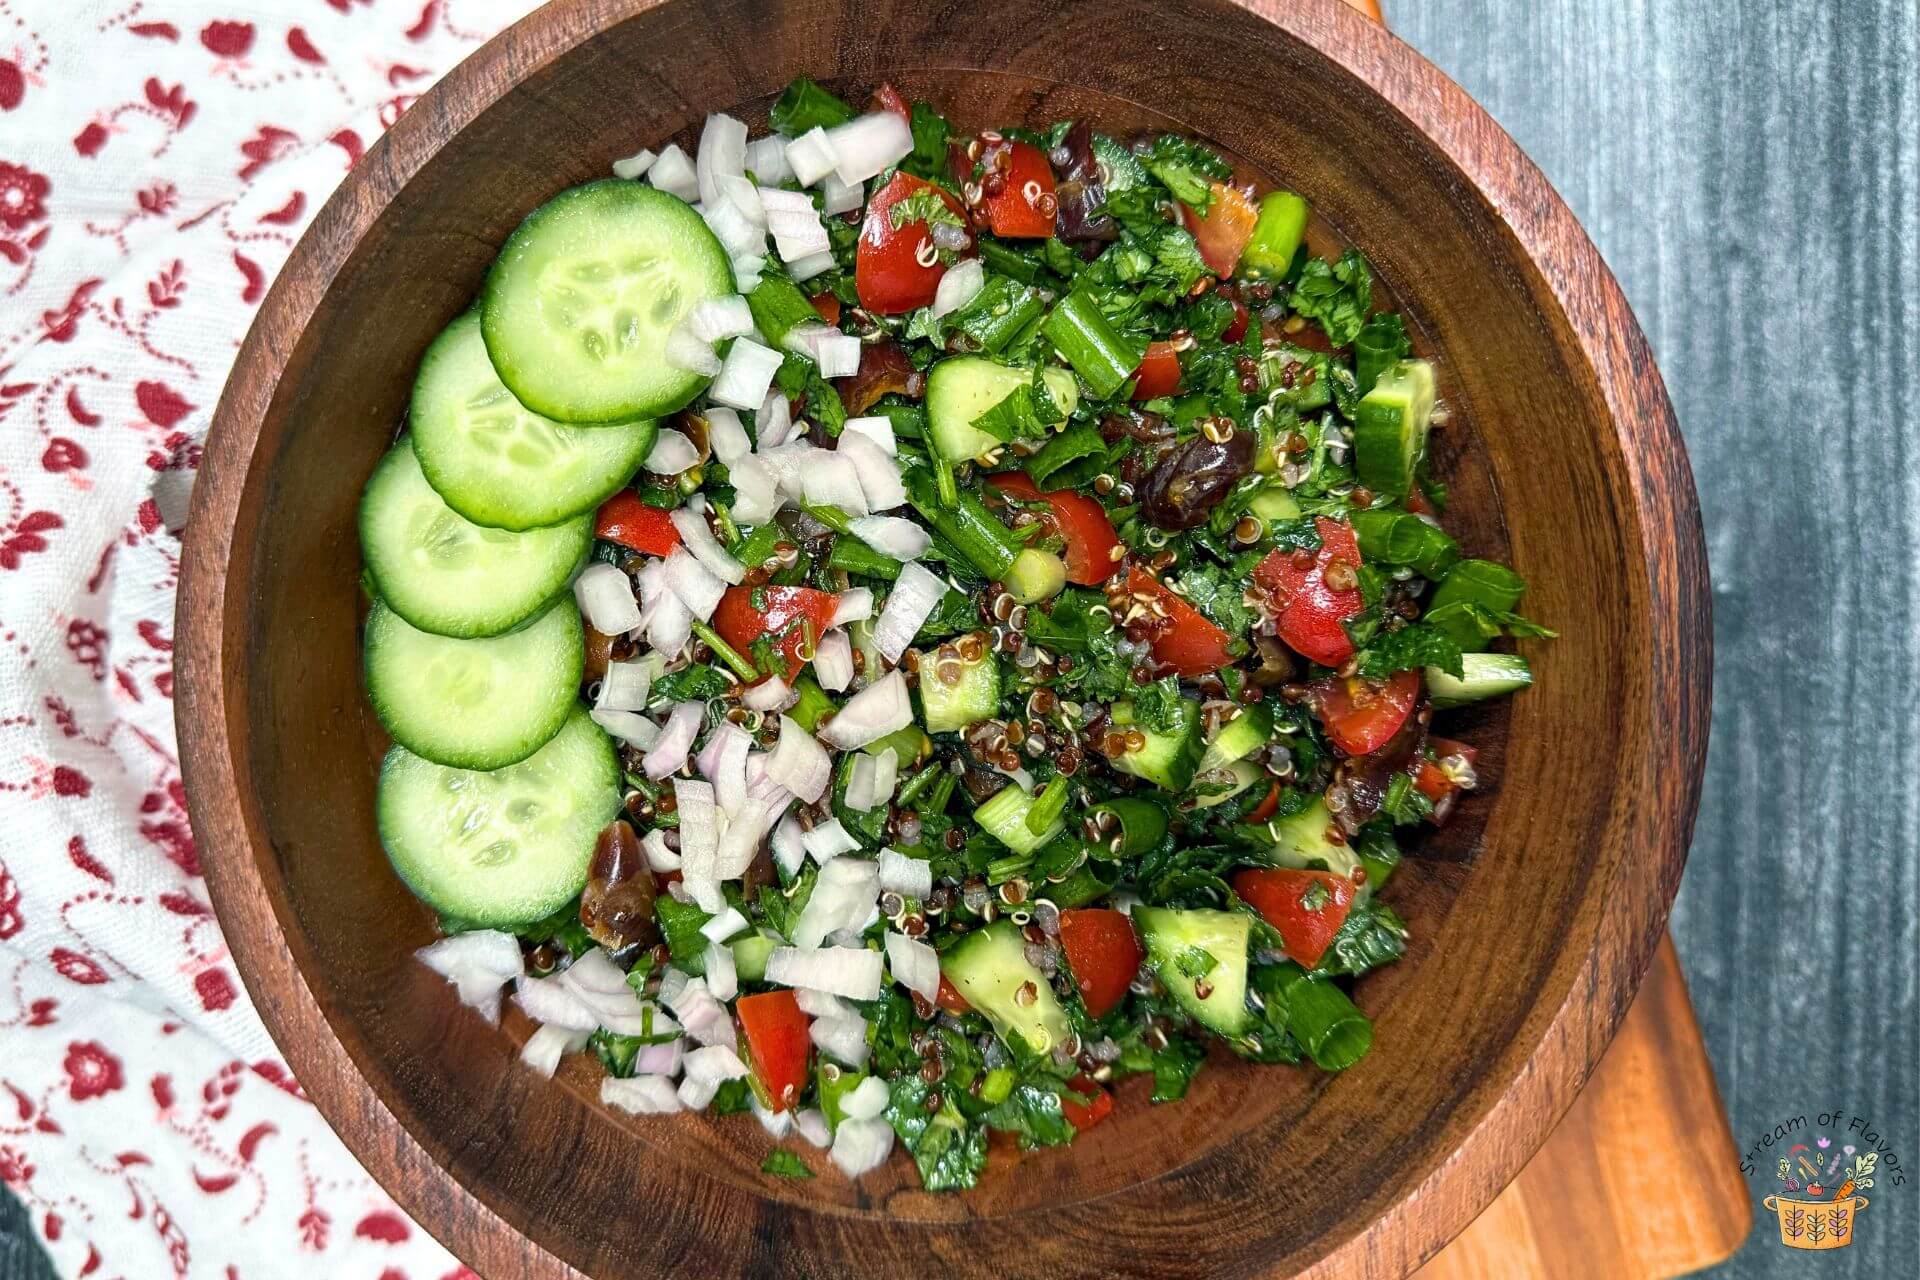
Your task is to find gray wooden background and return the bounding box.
[1394,0,1919,1274]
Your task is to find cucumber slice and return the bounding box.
[916,645,1000,734]
[1188,759,1263,809]
[1133,907,1252,1036]
[377,705,620,926]
[410,310,657,531]
[1038,366,1080,419]
[1352,358,1436,501]
[925,356,1032,462]
[973,783,1062,856]
[1110,698,1203,792]
[359,442,590,638]
[481,180,734,423]
[1239,191,1310,280]
[940,920,1072,1057]
[1265,797,1367,885]
[364,598,583,769]
[1250,486,1302,523]
[1426,652,1532,708]
[731,932,776,983]
[1005,547,1067,605]
[1198,703,1273,776]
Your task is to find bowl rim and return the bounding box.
[175,0,1712,1275]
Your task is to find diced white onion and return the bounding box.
[644,428,700,474]
[704,942,738,1001]
[521,1024,589,1078]
[840,416,897,455]
[670,502,746,585]
[766,945,884,1001]
[843,752,879,812]
[732,253,766,291]
[849,515,929,561]
[830,1115,895,1177]
[663,547,726,621]
[705,407,753,465]
[807,332,862,379]
[785,127,837,187]
[820,173,864,216]
[684,1044,749,1092]
[787,250,835,282]
[647,143,699,201]
[772,815,808,876]
[645,589,692,661]
[831,588,874,626]
[703,194,766,260]
[794,1108,832,1147]
[635,1039,684,1077]
[872,566,946,664]
[869,749,898,807]
[678,1074,721,1111]
[756,390,795,449]
[745,135,793,184]
[573,562,643,634]
[800,817,860,864]
[751,1096,793,1137]
[809,1013,870,1068]
[709,337,785,411]
[825,112,914,185]
[559,950,659,1036]
[877,848,931,900]
[928,257,985,320]
[697,113,748,206]
[820,670,913,749]
[812,629,854,692]
[795,988,853,1020]
[757,186,816,216]
[687,296,756,343]
[729,454,782,526]
[743,675,797,713]
[715,794,778,879]
[841,1075,891,1122]
[837,432,906,511]
[640,704,703,784]
[884,931,940,1003]
[643,828,681,872]
[758,442,819,499]
[415,930,522,1024]
[791,857,878,947]
[595,657,655,712]
[702,908,749,950]
[801,452,869,516]
[590,708,660,748]
[611,147,657,180]
[782,321,835,359]
[717,174,765,226]
[664,326,721,378]
[770,208,831,263]
[766,714,832,804]
[601,1074,682,1114]
[672,777,720,885]
[665,976,737,1051]
[514,974,598,1032]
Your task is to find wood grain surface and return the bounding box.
[1395,3,1920,1275]
[172,1,1711,1277]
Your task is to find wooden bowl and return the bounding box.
[175,0,1710,1275]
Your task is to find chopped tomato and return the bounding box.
[978,139,1057,238]
[1232,868,1357,970]
[856,173,967,315]
[593,491,680,557]
[1312,670,1420,757]
[1252,517,1366,666]
[1126,565,1235,677]
[808,292,842,325]
[936,973,972,1015]
[1223,299,1251,343]
[1130,341,1182,400]
[1060,1074,1115,1132]
[871,82,911,122]
[987,473,1123,586]
[1414,737,1478,809]
[832,337,920,415]
[736,990,811,1112]
[711,585,839,682]
[1057,908,1144,1019]
[1247,781,1282,824]
[1182,183,1259,277]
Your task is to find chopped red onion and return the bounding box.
[799,817,860,865]
[758,187,815,217]
[687,296,756,343]
[595,657,656,712]
[665,322,721,376]
[644,428,700,474]
[831,588,874,626]
[840,415,897,455]
[929,257,984,319]
[849,514,929,561]
[647,143,699,201]
[573,562,642,634]
[633,1039,684,1077]
[812,628,854,692]
[669,503,746,586]
[714,794,777,879]
[521,1024,589,1078]
[825,112,914,185]
[766,714,832,804]
[700,906,748,945]
[784,127,837,187]
[709,337,784,411]
[704,941,738,1001]
[829,1116,895,1177]
[884,931,940,1003]
[837,432,906,511]
[772,815,808,877]
[601,1074,682,1114]
[677,1074,721,1111]
[645,701,705,779]
[872,566,946,663]
[743,674,797,713]
[671,777,720,884]
[821,670,912,749]
[840,1075,890,1122]
[766,945,884,1001]
[700,723,752,813]
[756,389,795,448]
[611,147,657,180]
[665,976,738,1051]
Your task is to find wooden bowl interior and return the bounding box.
[215,1,1659,1275]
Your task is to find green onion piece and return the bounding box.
[949,276,1047,355]
[1428,558,1526,614]
[747,272,821,350]
[787,676,836,731]
[1024,778,1070,835]
[827,535,903,580]
[904,467,1019,578]
[985,851,1033,886]
[933,451,960,508]
[690,620,758,681]
[800,501,853,536]
[977,239,1044,285]
[869,725,929,768]
[1044,861,1119,910]
[918,770,957,816]
[1349,508,1460,580]
[1042,290,1145,399]
[733,521,782,568]
[894,761,944,810]
[1267,962,1374,1071]
[1087,796,1169,857]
